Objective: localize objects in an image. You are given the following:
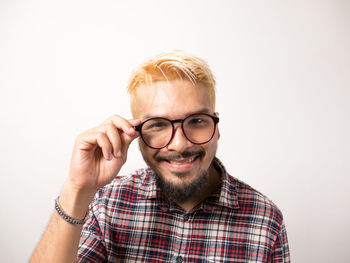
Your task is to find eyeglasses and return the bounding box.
[135,113,219,149]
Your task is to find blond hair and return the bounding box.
[127,50,216,112]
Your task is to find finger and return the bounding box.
[105,123,122,158]
[128,119,142,127]
[119,132,139,157]
[129,119,142,135]
[121,119,142,146]
[107,115,140,136]
[96,132,113,160]
[75,130,101,151]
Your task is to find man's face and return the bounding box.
[132,79,219,202]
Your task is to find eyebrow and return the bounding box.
[143,108,212,120]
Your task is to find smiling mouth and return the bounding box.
[166,155,199,164]
[155,150,205,168]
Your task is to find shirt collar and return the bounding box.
[138,168,158,200]
[138,158,240,211]
[203,158,240,211]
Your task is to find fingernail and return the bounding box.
[116,150,122,158]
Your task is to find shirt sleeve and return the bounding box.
[269,220,290,263]
[76,211,108,263]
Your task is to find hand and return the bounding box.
[66,115,141,195]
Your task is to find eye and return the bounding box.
[186,115,210,127]
[189,118,203,124]
[143,119,170,131]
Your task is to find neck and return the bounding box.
[176,164,221,212]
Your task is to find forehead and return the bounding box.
[132,80,213,120]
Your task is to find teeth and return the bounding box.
[168,156,196,164]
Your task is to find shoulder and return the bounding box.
[105,168,151,191]
[230,174,284,225]
[92,168,154,208]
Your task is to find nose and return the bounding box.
[166,124,192,152]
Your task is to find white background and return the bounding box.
[1,0,349,262]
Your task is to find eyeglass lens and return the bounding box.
[140,114,216,149]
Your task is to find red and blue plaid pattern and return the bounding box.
[77,158,290,262]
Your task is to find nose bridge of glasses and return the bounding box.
[171,119,183,125]
[168,118,188,143]
[170,118,186,133]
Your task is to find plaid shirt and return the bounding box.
[77,158,290,262]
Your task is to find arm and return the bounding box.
[29,115,141,263]
[269,220,290,263]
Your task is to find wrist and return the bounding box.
[59,183,97,219]
[55,196,88,225]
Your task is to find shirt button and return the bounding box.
[176,256,184,263]
[183,214,189,221]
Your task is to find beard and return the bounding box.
[140,145,216,203]
[155,168,209,203]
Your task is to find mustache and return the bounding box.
[155,149,205,162]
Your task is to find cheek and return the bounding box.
[205,135,219,157]
[139,141,158,162]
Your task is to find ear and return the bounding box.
[215,112,220,140]
[137,138,141,151]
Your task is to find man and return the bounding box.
[30,51,290,262]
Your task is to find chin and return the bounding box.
[139,143,218,201]
[154,168,209,203]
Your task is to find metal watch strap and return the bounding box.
[54,196,88,226]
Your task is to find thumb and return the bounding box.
[128,119,142,127]
[120,129,139,158]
